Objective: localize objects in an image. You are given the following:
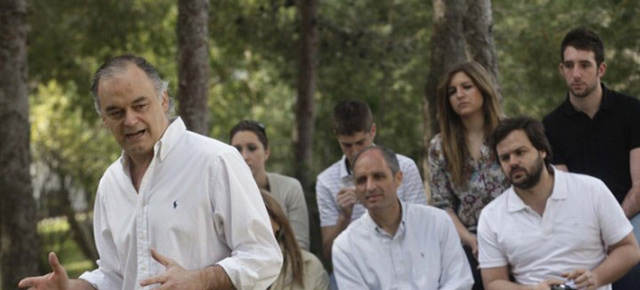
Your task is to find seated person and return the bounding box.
[317,100,427,260]
[231,120,310,249]
[479,116,640,289]
[332,145,473,290]
[260,190,329,290]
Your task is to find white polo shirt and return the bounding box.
[478,169,632,290]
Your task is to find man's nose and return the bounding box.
[124,110,138,127]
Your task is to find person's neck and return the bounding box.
[569,83,603,119]
[128,152,154,192]
[255,171,269,191]
[514,168,554,216]
[461,111,485,134]
[369,199,402,237]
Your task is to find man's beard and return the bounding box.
[569,80,598,99]
[510,156,545,190]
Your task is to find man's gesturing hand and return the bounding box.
[139,249,206,289]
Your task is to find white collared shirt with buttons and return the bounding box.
[478,168,633,290]
[332,201,474,290]
[79,118,282,290]
[316,154,427,227]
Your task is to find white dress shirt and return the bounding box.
[332,201,473,290]
[316,154,427,226]
[79,118,282,289]
[478,169,632,290]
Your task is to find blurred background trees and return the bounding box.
[2,0,639,281]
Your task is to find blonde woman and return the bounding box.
[261,191,329,290]
[428,61,509,290]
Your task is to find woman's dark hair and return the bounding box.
[229,120,268,149]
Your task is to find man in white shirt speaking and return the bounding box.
[332,145,473,290]
[19,55,282,290]
[478,116,640,290]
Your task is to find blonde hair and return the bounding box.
[436,61,502,186]
[260,191,305,287]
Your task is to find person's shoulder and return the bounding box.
[557,169,607,189]
[543,98,568,123]
[608,89,640,110]
[406,202,448,220]
[428,133,443,148]
[181,131,237,157]
[480,188,510,214]
[317,158,343,180]
[267,172,303,188]
[395,152,417,166]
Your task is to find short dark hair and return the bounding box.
[332,100,373,135]
[352,145,400,175]
[90,54,171,114]
[229,120,268,149]
[561,27,604,66]
[489,116,553,170]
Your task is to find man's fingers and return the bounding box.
[140,274,166,287]
[49,252,66,275]
[150,248,173,267]
[18,277,36,288]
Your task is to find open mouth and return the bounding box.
[125,129,146,139]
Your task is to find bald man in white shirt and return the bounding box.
[332,145,472,290]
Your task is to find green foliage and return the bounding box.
[31,81,120,212]
[494,0,640,118]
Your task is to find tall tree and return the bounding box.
[422,0,467,189]
[177,0,211,135]
[294,0,319,194]
[464,0,501,100]
[0,0,40,287]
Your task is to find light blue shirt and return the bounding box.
[332,201,473,290]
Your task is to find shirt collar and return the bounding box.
[562,83,611,116]
[339,155,351,179]
[367,199,406,239]
[118,117,186,166]
[506,166,565,212]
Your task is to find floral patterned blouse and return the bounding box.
[428,134,510,232]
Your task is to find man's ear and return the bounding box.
[161,91,169,112]
[370,123,377,139]
[597,62,607,78]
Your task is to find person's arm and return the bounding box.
[212,151,283,289]
[566,233,640,288]
[139,249,233,290]
[621,148,640,218]
[320,186,355,260]
[397,156,428,204]
[482,266,563,290]
[438,210,474,290]
[18,252,96,290]
[444,208,478,257]
[332,237,368,289]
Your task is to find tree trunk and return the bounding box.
[294,0,318,195]
[295,0,320,266]
[0,0,40,287]
[463,0,501,101]
[422,0,468,196]
[177,0,210,135]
